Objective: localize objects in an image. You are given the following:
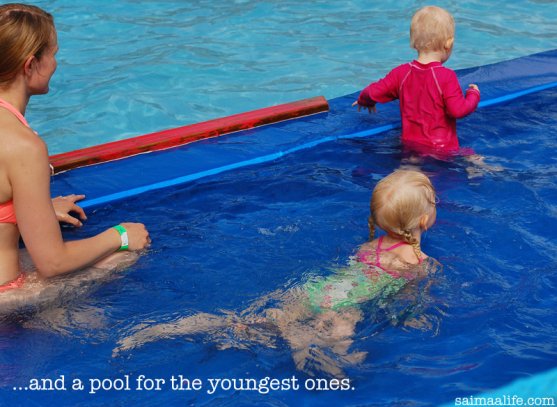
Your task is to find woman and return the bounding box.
[0,4,150,299]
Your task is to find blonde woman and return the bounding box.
[0,4,149,305]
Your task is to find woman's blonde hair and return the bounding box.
[368,169,436,260]
[410,6,454,52]
[0,3,54,87]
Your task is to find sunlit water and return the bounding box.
[24,0,557,153]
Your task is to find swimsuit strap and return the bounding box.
[0,98,30,128]
[374,236,384,268]
[375,236,411,269]
[383,241,408,251]
[383,238,424,265]
[0,273,26,292]
[0,97,51,174]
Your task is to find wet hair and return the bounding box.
[368,169,436,261]
[0,3,55,87]
[410,6,454,53]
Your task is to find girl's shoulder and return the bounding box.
[356,238,430,278]
[358,240,378,251]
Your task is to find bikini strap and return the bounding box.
[383,238,424,265]
[0,98,53,174]
[375,236,412,268]
[374,236,384,268]
[378,235,409,252]
[0,98,30,128]
[376,235,384,251]
[383,241,408,251]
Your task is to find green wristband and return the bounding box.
[112,225,129,251]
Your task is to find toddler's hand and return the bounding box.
[352,100,377,114]
[468,84,479,92]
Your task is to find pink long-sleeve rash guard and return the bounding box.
[357,60,480,154]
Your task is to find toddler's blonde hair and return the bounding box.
[410,6,454,52]
[368,169,436,260]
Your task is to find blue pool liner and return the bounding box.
[50,49,557,208]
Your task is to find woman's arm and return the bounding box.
[10,129,147,277]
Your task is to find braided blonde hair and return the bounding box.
[369,169,436,262]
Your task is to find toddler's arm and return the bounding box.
[353,67,402,112]
[443,71,480,118]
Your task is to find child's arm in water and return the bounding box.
[352,66,405,113]
[113,312,230,356]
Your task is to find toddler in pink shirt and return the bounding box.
[354,6,480,157]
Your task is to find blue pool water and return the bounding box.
[2,84,557,406]
[25,0,557,154]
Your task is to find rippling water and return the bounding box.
[25,0,557,153]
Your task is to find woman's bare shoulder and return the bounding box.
[0,124,46,160]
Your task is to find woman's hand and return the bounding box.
[52,194,87,227]
[118,222,151,251]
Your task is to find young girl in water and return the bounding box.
[353,6,480,157]
[353,6,500,175]
[114,169,439,377]
[0,4,150,311]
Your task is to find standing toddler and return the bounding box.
[354,6,480,156]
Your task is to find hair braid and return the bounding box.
[368,215,375,241]
[402,229,422,263]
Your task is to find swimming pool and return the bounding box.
[26,0,557,154]
[2,2,557,406]
[1,50,556,405]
